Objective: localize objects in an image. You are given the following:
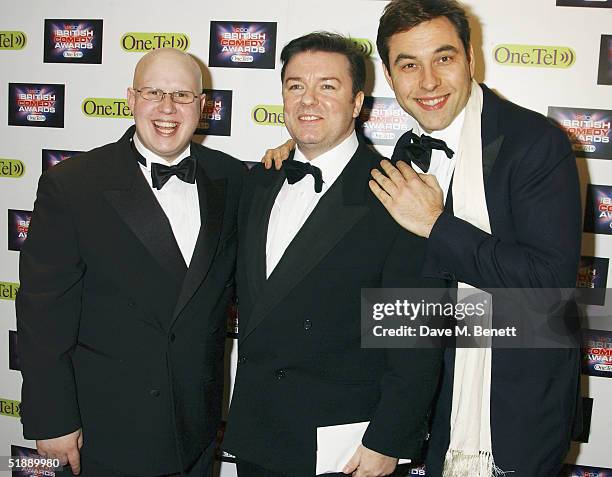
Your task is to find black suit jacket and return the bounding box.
[16,126,244,476]
[223,140,445,476]
[424,85,582,477]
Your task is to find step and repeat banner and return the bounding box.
[1,1,611,476]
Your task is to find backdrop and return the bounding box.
[1,1,611,476]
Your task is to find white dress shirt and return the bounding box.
[133,134,200,266]
[411,109,465,201]
[265,132,359,278]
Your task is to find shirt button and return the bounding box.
[303,319,312,331]
[275,369,286,379]
[149,389,160,397]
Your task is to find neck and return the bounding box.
[296,129,354,161]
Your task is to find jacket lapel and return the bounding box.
[103,128,187,287]
[241,143,372,342]
[171,149,226,324]
[480,84,505,183]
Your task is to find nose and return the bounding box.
[157,92,177,114]
[420,65,441,92]
[300,86,318,106]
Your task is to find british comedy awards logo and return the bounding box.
[556,0,612,7]
[576,256,609,305]
[8,83,65,128]
[196,89,232,136]
[44,19,103,64]
[548,107,611,159]
[599,34,612,86]
[8,209,31,252]
[582,329,612,378]
[584,184,612,234]
[209,21,276,69]
[357,97,418,146]
[42,149,82,172]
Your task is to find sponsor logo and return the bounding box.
[577,256,609,305]
[196,89,232,136]
[351,38,374,57]
[584,184,612,234]
[8,83,65,128]
[82,98,132,118]
[556,0,612,7]
[44,19,103,63]
[209,21,277,69]
[493,44,575,68]
[42,149,82,172]
[548,107,611,159]
[0,31,27,50]
[357,96,418,146]
[0,158,25,178]
[598,35,612,86]
[8,209,31,252]
[582,329,612,378]
[0,397,20,418]
[252,104,284,126]
[10,445,61,476]
[559,464,612,476]
[120,32,189,52]
[0,281,19,301]
[9,330,19,371]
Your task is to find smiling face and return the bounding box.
[282,50,364,160]
[127,49,205,163]
[383,16,474,133]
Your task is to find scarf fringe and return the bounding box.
[442,449,506,477]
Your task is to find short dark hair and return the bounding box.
[377,0,471,71]
[280,32,366,97]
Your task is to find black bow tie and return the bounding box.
[150,158,196,190]
[284,159,324,193]
[391,129,454,172]
[131,139,197,190]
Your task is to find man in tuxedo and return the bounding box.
[16,48,244,477]
[369,1,582,476]
[223,32,443,477]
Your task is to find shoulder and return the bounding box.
[42,140,115,186]
[192,142,247,182]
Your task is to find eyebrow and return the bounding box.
[283,76,341,83]
[393,45,460,65]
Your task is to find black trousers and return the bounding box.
[235,458,346,477]
[55,442,215,477]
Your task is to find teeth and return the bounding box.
[417,97,446,106]
[154,121,178,128]
[299,115,320,121]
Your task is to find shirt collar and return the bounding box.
[413,108,466,157]
[132,132,191,171]
[293,131,359,187]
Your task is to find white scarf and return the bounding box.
[442,81,504,477]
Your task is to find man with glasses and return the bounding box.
[16,48,244,477]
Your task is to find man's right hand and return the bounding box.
[37,428,83,475]
[261,139,296,170]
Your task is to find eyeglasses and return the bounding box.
[135,87,200,104]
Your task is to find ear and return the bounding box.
[127,87,136,114]
[352,91,365,119]
[468,43,475,78]
[382,63,395,91]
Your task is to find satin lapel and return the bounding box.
[480,84,505,183]
[171,159,226,324]
[240,144,371,342]
[103,133,187,287]
[243,170,286,311]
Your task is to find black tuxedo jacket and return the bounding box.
[223,140,445,476]
[424,85,582,476]
[16,126,244,476]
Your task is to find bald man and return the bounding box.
[16,48,245,477]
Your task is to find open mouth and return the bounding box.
[298,114,323,122]
[415,95,449,111]
[152,120,179,135]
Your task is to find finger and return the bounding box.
[380,159,413,186]
[273,153,284,171]
[419,173,441,190]
[261,150,274,169]
[371,169,399,196]
[369,180,393,208]
[67,448,81,475]
[343,450,361,474]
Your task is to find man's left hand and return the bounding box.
[343,444,398,477]
[369,160,444,238]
